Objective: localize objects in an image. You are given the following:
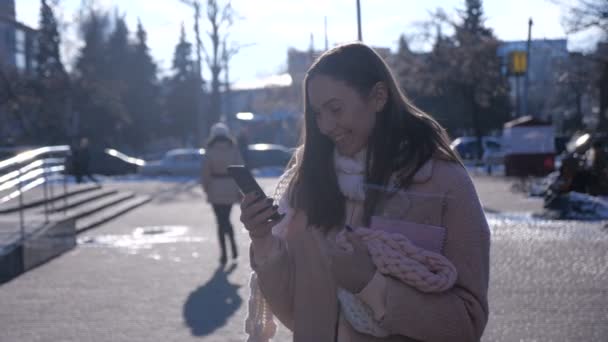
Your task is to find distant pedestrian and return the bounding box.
[201,123,244,264]
[72,137,98,184]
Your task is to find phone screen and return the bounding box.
[227,165,265,195]
[227,165,282,221]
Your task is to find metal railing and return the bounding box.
[0,146,71,242]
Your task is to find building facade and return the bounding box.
[0,0,37,74]
[497,39,569,120]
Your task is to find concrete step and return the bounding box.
[44,188,119,214]
[1,190,139,246]
[61,191,135,224]
[0,184,101,213]
[76,195,151,233]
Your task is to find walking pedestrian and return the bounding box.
[201,123,244,265]
[72,137,98,184]
[242,43,490,341]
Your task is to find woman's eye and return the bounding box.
[330,106,341,113]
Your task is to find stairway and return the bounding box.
[0,183,150,283]
[0,183,150,234]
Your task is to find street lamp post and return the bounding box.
[523,18,533,116]
[356,0,362,41]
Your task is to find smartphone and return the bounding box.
[227,165,282,221]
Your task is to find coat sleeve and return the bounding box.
[200,153,211,193]
[250,235,296,331]
[376,166,491,341]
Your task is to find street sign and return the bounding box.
[509,51,527,75]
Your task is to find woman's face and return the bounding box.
[308,75,379,157]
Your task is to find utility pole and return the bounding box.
[222,41,230,123]
[523,17,533,117]
[356,0,362,41]
[324,16,328,51]
[193,1,205,144]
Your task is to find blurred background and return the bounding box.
[1,1,607,341]
[1,0,606,159]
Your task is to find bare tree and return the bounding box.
[178,0,245,141]
[204,0,239,128]
[552,52,598,133]
[559,0,608,35]
[557,0,608,132]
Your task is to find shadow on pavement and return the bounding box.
[183,262,243,336]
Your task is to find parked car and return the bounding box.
[139,148,205,177]
[94,148,145,175]
[247,144,293,169]
[450,136,504,166]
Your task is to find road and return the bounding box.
[0,177,607,341]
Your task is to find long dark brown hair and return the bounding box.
[289,42,461,230]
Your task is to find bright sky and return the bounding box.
[16,0,601,87]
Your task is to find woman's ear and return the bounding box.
[372,82,388,113]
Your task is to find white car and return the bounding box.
[139,148,205,177]
[450,136,504,166]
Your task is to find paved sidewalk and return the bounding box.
[1,177,606,342]
[471,175,545,214]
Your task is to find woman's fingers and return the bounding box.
[242,198,274,221]
[250,205,279,226]
[248,221,275,238]
[239,190,279,240]
[241,192,264,208]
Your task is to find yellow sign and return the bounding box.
[509,51,527,75]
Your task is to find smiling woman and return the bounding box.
[241,42,491,342]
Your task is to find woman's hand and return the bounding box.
[329,230,377,293]
[239,192,279,239]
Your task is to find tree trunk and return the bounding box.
[576,92,583,131]
[599,61,608,134]
[469,86,484,161]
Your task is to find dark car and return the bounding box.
[93,148,145,175]
[66,148,144,176]
[138,148,205,177]
[247,144,292,169]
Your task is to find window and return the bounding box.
[15,51,25,70]
[15,29,25,53]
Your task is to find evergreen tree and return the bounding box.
[394,0,511,152]
[36,0,66,80]
[35,0,70,143]
[165,25,198,145]
[73,8,128,147]
[461,0,492,37]
[106,12,131,83]
[124,19,161,150]
[455,0,510,151]
[173,25,195,82]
